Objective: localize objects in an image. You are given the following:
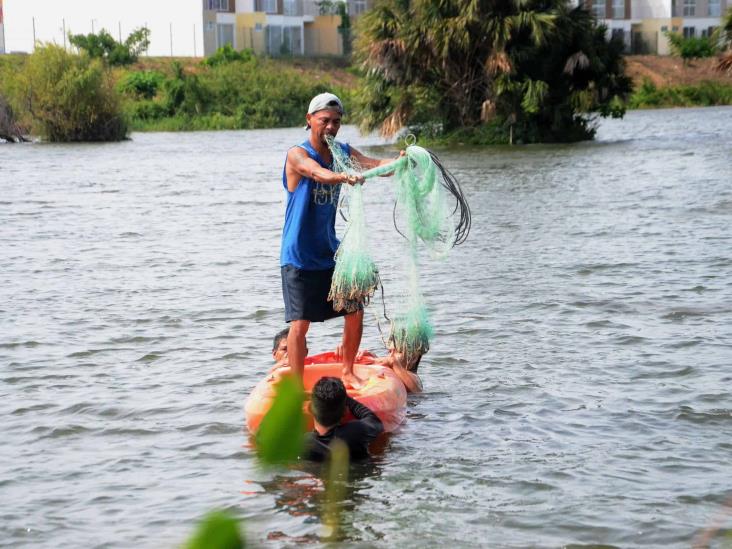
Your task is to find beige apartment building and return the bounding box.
[584,0,728,53]
[202,0,372,57]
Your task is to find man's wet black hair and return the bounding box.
[273,328,289,353]
[311,377,347,428]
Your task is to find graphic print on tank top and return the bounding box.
[312,182,340,206]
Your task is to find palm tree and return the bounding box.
[717,7,732,74]
[354,0,630,143]
[355,0,556,134]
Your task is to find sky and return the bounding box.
[3,0,203,56]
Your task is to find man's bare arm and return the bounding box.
[286,146,361,192]
[350,146,404,173]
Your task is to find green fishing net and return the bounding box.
[326,139,470,358]
[326,137,380,313]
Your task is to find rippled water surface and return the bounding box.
[2,107,732,548]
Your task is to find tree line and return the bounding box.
[2,3,731,144]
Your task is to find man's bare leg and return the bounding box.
[341,310,366,388]
[287,320,310,382]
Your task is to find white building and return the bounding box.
[202,0,373,57]
[587,0,728,53]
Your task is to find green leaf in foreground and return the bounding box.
[255,375,305,465]
[185,511,245,549]
[322,439,349,541]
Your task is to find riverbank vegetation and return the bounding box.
[118,53,351,132]
[354,0,630,144]
[628,79,732,108]
[2,7,732,144]
[1,45,127,141]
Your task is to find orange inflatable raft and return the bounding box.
[245,351,407,434]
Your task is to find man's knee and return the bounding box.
[289,320,310,339]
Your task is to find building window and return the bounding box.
[351,0,368,15]
[206,21,215,32]
[217,23,234,47]
[258,0,278,13]
[611,28,625,42]
[612,0,625,18]
[682,0,695,16]
[682,26,695,38]
[592,0,606,18]
[207,0,229,11]
[708,0,721,16]
[266,25,304,55]
[283,26,302,54]
[283,0,300,16]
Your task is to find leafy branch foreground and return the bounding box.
[182,376,350,547]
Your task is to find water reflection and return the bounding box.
[244,435,392,544]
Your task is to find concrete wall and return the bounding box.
[236,12,267,53]
[202,11,218,56]
[303,15,342,56]
[634,0,672,19]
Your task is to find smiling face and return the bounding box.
[306,108,342,145]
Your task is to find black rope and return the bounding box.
[387,150,471,247]
[427,149,472,246]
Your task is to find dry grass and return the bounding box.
[625,54,732,87]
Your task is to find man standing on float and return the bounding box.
[281,93,400,388]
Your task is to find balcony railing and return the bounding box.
[255,0,322,16]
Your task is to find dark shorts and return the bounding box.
[281,265,346,323]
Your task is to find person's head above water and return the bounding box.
[305,92,344,143]
[387,335,423,372]
[272,328,289,362]
[310,376,347,429]
[272,328,307,363]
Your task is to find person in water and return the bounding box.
[280,92,402,389]
[302,376,383,462]
[272,328,422,394]
[335,344,423,394]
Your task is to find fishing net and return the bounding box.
[326,138,471,358]
[326,137,380,313]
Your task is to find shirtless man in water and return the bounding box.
[272,328,422,394]
[280,92,401,389]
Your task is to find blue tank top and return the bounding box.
[280,140,350,270]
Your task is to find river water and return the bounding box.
[1,107,731,548]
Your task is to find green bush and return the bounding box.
[69,27,150,66]
[127,99,168,120]
[117,70,164,99]
[126,56,345,131]
[666,32,718,60]
[628,78,732,108]
[14,45,127,141]
[203,44,254,67]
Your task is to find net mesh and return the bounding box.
[326,137,380,313]
[326,138,470,359]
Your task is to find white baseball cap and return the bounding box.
[307,92,344,116]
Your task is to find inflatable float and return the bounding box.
[245,351,407,434]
